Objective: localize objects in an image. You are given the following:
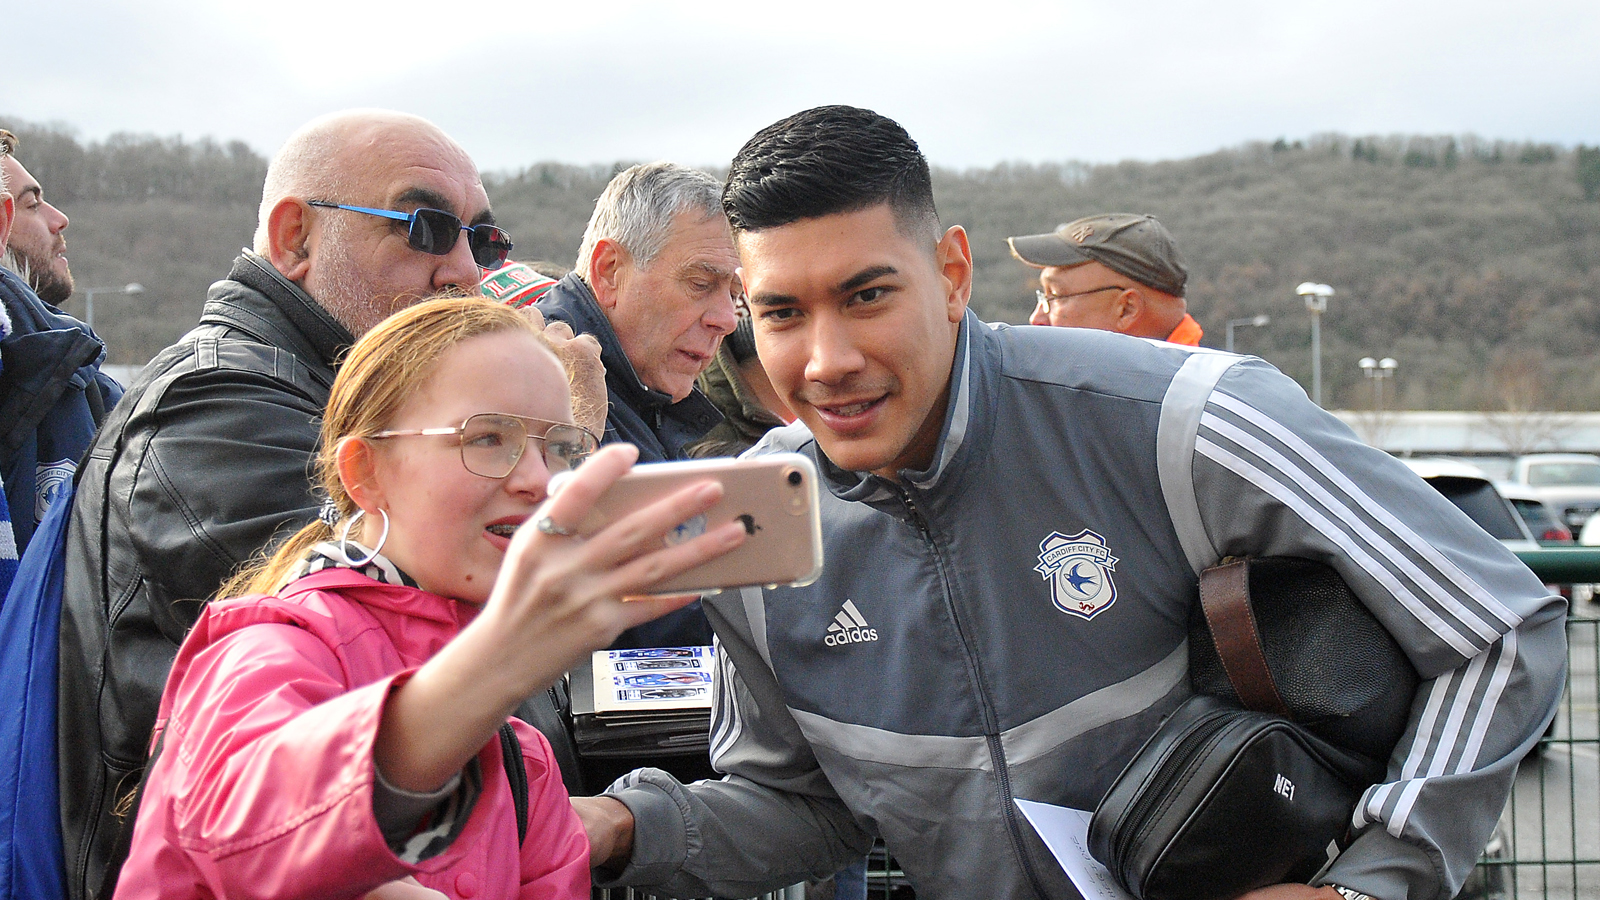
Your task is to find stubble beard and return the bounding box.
[33,266,74,307]
[2,245,73,307]
[312,218,417,337]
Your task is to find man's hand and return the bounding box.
[517,305,608,439]
[1236,885,1346,900]
[571,795,636,870]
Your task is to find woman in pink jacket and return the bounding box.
[114,297,747,900]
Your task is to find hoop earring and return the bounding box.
[338,508,390,567]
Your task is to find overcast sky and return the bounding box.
[7,0,1599,173]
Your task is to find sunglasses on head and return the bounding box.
[308,200,514,269]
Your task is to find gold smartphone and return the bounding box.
[559,453,824,595]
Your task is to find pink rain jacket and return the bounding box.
[114,567,589,900]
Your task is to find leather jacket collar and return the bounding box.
[204,252,355,372]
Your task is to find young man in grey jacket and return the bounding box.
[575,105,1566,900]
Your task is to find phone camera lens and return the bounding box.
[786,469,802,486]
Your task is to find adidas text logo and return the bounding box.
[824,600,879,647]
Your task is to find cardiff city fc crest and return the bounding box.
[1035,529,1120,620]
[34,459,75,523]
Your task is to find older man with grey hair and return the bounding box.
[536,162,739,642]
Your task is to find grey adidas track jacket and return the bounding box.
[602,313,1566,900]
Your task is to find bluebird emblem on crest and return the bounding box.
[1035,529,1120,620]
[35,459,75,524]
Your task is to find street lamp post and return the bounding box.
[83,282,145,331]
[1358,356,1398,445]
[1295,282,1335,406]
[1224,314,1271,353]
[1358,356,1399,411]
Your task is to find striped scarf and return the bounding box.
[290,540,419,588]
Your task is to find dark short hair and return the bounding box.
[723,105,939,242]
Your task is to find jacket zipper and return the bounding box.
[893,482,1053,900]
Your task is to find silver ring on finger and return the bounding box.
[533,515,579,537]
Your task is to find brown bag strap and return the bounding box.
[1198,558,1292,717]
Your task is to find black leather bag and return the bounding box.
[1089,695,1379,900]
[1088,557,1418,900]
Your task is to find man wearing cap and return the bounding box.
[1008,212,1203,346]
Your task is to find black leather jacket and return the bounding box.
[57,253,350,900]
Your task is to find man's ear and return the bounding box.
[0,192,14,252]
[935,225,974,324]
[265,198,315,283]
[588,238,628,311]
[335,436,385,514]
[1112,288,1144,333]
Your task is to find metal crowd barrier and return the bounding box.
[1458,549,1600,900]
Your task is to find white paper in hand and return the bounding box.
[1013,799,1136,900]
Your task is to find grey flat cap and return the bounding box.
[1007,213,1188,296]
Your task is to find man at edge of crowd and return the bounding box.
[0,132,75,306]
[574,105,1565,900]
[0,128,120,582]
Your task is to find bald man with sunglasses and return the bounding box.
[56,110,543,900]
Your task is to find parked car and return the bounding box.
[1404,461,1559,755]
[1568,513,1600,607]
[1403,458,1540,551]
[1507,453,1600,531]
[1497,483,1576,545]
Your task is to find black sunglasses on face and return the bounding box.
[308,201,514,269]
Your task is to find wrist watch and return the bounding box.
[1329,885,1376,900]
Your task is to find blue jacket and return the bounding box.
[537,272,720,649]
[0,484,75,900]
[0,267,122,558]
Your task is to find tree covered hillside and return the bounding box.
[944,135,1600,411]
[4,116,1597,411]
